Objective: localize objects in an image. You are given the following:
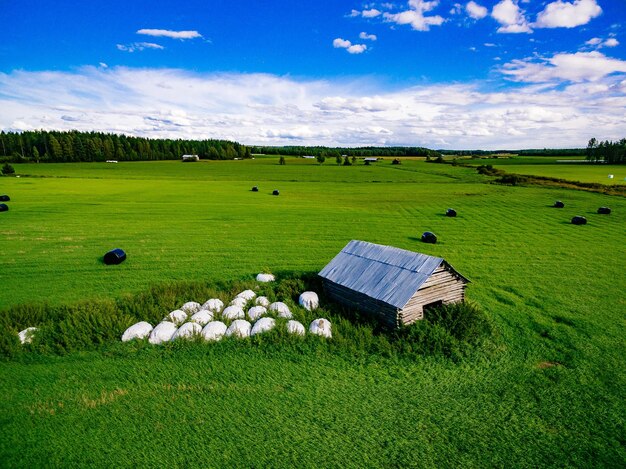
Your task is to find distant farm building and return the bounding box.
[364,157,378,163]
[182,154,200,162]
[302,155,316,159]
[318,240,469,328]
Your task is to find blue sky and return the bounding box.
[1,0,625,149]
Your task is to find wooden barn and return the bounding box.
[318,240,469,328]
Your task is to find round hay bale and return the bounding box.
[298,291,319,311]
[392,158,401,165]
[251,317,276,336]
[190,310,214,326]
[309,318,332,338]
[269,302,292,319]
[272,189,280,196]
[180,301,201,314]
[255,296,270,307]
[121,321,153,342]
[165,309,188,325]
[554,201,564,208]
[445,208,457,217]
[597,207,611,215]
[286,320,305,336]
[236,289,256,301]
[225,319,252,338]
[251,186,259,192]
[172,322,202,340]
[201,321,227,341]
[103,248,126,265]
[571,216,587,225]
[256,273,275,283]
[149,321,178,344]
[421,231,437,244]
[0,203,8,212]
[247,306,267,321]
[18,327,37,345]
[202,298,224,313]
[229,297,247,308]
[222,305,245,320]
[0,195,9,202]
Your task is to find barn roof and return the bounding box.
[318,240,467,309]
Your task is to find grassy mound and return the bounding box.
[0,275,496,361]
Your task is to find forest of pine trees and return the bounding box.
[0,130,251,163]
[586,138,626,164]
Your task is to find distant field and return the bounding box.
[0,157,624,467]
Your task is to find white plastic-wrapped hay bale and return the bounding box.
[251,317,276,336]
[165,309,188,325]
[121,322,153,342]
[229,297,248,308]
[256,296,270,307]
[269,302,292,319]
[149,322,178,344]
[190,310,214,326]
[298,291,319,311]
[172,322,202,340]
[180,301,201,314]
[256,273,275,283]
[286,320,305,336]
[202,298,224,313]
[18,327,37,345]
[202,321,228,341]
[225,319,252,339]
[247,306,267,321]
[309,318,332,338]
[222,305,245,321]
[236,289,256,301]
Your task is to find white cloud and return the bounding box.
[585,37,602,46]
[347,44,368,54]
[502,51,626,83]
[1,67,625,149]
[136,29,202,39]
[333,38,367,54]
[586,37,620,49]
[99,62,108,68]
[362,8,383,18]
[383,0,445,31]
[492,0,532,33]
[117,42,164,53]
[333,38,352,48]
[534,0,602,29]
[359,32,378,41]
[466,1,488,20]
[484,42,496,47]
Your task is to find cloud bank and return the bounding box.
[136,29,203,39]
[0,66,624,149]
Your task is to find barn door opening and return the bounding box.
[422,300,443,318]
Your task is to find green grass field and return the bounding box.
[1,158,624,467]
[462,156,626,184]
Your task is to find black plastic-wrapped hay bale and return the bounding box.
[272,190,280,196]
[0,203,8,212]
[421,231,437,244]
[391,158,401,165]
[251,186,259,192]
[0,195,9,202]
[571,216,587,225]
[446,208,457,217]
[597,207,611,215]
[104,248,127,265]
[554,201,564,208]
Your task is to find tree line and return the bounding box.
[586,138,626,164]
[0,130,251,163]
[250,145,441,158]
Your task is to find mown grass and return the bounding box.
[0,157,625,467]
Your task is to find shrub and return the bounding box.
[316,155,326,164]
[342,156,352,166]
[2,163,15,175]
[496,174,527,186]
[336,155,342,165]
[278,156,286,165]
